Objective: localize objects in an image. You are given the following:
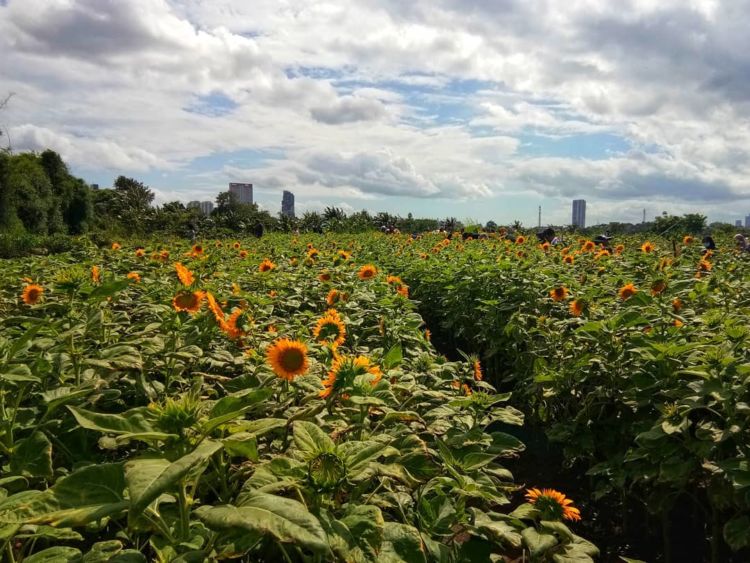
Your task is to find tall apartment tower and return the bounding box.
[229,182,253,205]
[199,201,214,215]
[281,190,295,218]
[572,199,586,228]
[745,215,750,229]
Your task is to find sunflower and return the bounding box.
[326,289,342,306]
[641,241,655,253]
[111,242,121,250]
[698,260,712,272]
[215,240,223,248]
[569,299,584,316]
[673,319,684,327]
[320,354,381,398]
[614,244,625,255]
[473,359,482,381]
[672,298,683,312]
[563,254,575,265]
[683,235,694,245]
[307,248,319,259]
[135,248,145,258]
[191,244,204,256]
[516,251,526,259]
[174,262,194,287]
[206,292,225,323]
[91,266,101,284]
[233,241,241,250]
[358,264,378,280]
[515,236,526,244]
[259,259,276,272]
[560,246,570,256]
[319,272,332,282]
[313,313,346,347]
[540,242,551,252]
[160,250,170,261]
[268,290,278,298]
[396,285,409,298]
[650,280,667,296]
[582,241,595,252]
[618,283,637,300]
[525,488,581,522]
[386,275,403,286]
[266,338,309,380]
[126,272,141,283]
[337,250,351,261]
[221,308,248,340]
[595,249,610,260]
[549,286,569,302]
[425,329,431,342]
[172,290,205,313]
[21,284,44,305]
[239,250,248,258]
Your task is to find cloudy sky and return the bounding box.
[1,0,750,225]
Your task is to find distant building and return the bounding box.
[736,220,743,228]
[281,190,295,218]
[229,182,253,205]
[745,215,750,228]
[188,200,214,215]
[572,199,586,228]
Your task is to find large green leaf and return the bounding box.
[68,406,159,435]
[380,522,427,563]
[24,547,82,562]
[125,440,222,523]
[10,430,53,478]
[195,493,328,554]
[202,388,273,434]
[522,528,558,556]
[293,420,335,458]
[0,463,127,528]
[338,440,388,474]
[724,515,750,551]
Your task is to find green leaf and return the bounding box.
[125,440,222,523]
[89,279,130,301]
[471,508,522,549]
[223,433,259,461]
[24,547,83,563]
[195,494,328,554]
[67,406,159,436]
[0,463,127,528]
[521,528,558,556]
[0,364,40,384]
[203,388,273,434]
[11,430,53,478]
[724,515,750,551]
[293,420,335,458]
[380,522,427,563]
[383,344,403,370]
[338,440,388,473]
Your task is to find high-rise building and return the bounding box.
[572,199,586,228]
[281,190,295,218]
[200,201,214,215]
[229,182,253,205]
[736,220,743,228]
[187,201,200,209]
[745,215,750,228]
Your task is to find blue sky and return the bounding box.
[2,0,750,225]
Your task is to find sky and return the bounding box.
[1,0,750,226]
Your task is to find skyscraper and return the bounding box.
[199,201,214,215]
[229,182,253,205]
[745,215,750,229]
[281,190,295,218]
[736,220,743,228]
[572,199,586,228]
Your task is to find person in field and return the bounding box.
[734,233,750,252]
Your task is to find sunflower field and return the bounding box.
[0,232,748,562]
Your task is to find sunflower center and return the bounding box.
[280,348,305,372]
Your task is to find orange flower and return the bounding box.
[313,313,346,347]
[191,244,204,256]
[21,284,44,305]
[473,360,482,381]
[320,354,380,398]
[515,236,526,244]
[549,286,569,302]
[268,290,278,298]
[221,308,247,340]
[673,319,684,327]
[358,264,378,280]
[425,329,431,342]
[160,250,170,261]
[111,242,121,250]
[525,488,581,522]
[174,262,194,287]
[91,266,101,284]
[614,244,624,255]
[239,250,248,258]
[319,271,332,282]
[582,241,595,252]
[206,292,225,323]
[650,280,667,296]
[266,338,309,380]
[672,298,683,312]
[233,241,241,250]
[462,383,472,396]
[698,260,712,272]
[595,249,610,260]
[683,235,694,245]
[569,299,584,316]
[540,242,550,252]
[563,254,575,265]
[259,259,276,272]
[172,290,205,313]
[135,248,145,258]
[641,241,655,253]
[618,283,637,300]
[126,272,141,283]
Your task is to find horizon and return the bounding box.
[2,0,750,225]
